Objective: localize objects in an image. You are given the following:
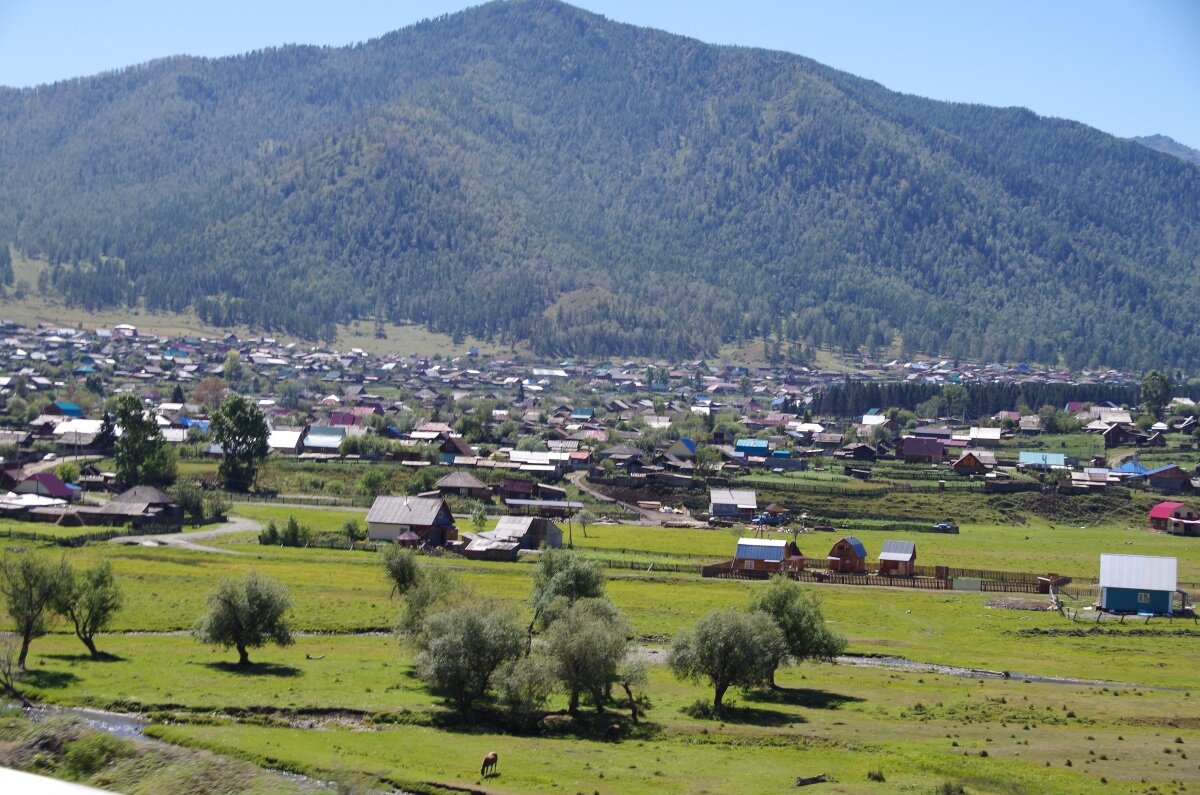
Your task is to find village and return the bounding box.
[0,318,1198,795]
[0,318,1195,624]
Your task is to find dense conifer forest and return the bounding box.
[0,0,1197,367]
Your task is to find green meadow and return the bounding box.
[2,505,1199,793]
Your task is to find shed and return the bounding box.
[461,516,563,561]
[732,537,802,573]
[1099,554,1177,615]
[828,536,867,574]
[1146,465,1192,494]
[878,540,916,577]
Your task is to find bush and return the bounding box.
[258,521,279,545]
[867,769,886,782]
[203,493,231,522]
[61,732,132,780]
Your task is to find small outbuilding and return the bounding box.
[435,471,492,501]
[878,540,917,576]
[1098,554,1179,615]
[828,536,867,574]
[461,516,563,561]
[732,537,802,573]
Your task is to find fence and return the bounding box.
[0,525,169,548]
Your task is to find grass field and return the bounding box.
[4,503,1200,793]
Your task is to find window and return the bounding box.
[1138,592,1150,604]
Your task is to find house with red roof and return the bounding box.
[1149,501,1200,536]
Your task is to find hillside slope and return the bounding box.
[1,0,1198,367]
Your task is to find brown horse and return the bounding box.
[480,751,499,778]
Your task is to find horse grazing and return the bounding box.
[480,751,499,778]
[604,723,622,742]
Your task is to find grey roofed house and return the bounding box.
[709,488,758,518]
[878,540,916,562]
[365,495,456,545]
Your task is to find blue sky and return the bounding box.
[1,0,1197,148]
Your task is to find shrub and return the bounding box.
[62,732,132,780]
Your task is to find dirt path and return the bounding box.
[108,515,262,555]
[567,471,705,527]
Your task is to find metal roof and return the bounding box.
[709,489,758,510]
[735,537,787,561]
[367,496,447,527]
[1099,554,1177,592]
[879,540,915,562]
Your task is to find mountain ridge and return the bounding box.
[1,0,1198,368]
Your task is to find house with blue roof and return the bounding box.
[1114,460,1149,477]
[1145,464,1193,494]
[49,400,83,419]
[828,536,867,573]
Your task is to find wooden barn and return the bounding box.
[1098,554,1181,615]
[731,537,803,573]
[827,536,867,574]
[878,540,916,576]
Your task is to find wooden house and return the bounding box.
[731,537,803,573]
[899,436,944,464]
[366,495,456,546]
[827,536,867,574]
[952,450,994,476]
[1146,465,1193,494]
[878,540,916,576]
[435,471,492,501]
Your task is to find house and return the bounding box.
[952,450,995,476]
[1148,501,1200,536]
[731,537,802,573]
[709,489,758,520]
[460,516,562,561]
[827,536,867,574]
[899,436,944,464]
[303,425,346,454]
[1145,464,1193,494]
[435,471,492,501]
[833,443,877,461]
[878,540,916,577]
[1098,554,1179,615]
[267,429,305,456]
[365,495,456,546]
[47,400,84,419]
[13,472,78,502]
[97,485,180,526]
[1103,424,1144,448]
[496,477,536,501]
[967,427,1002,448]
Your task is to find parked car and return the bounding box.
[42,453,57,461]
[933,520,959,533]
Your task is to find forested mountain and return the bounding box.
[1,0,1198,368]
[1132,135,1200,167]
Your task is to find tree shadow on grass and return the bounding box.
[712,704,803,727]
[43,652,126,663]
[743,687,865,710]
[198,661,303,677]
[21,669,79,689]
